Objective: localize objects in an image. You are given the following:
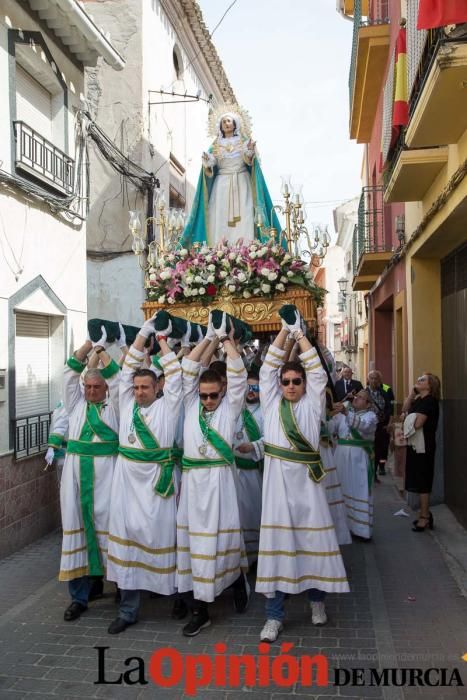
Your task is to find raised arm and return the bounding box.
[63,339,91,414]
[259,328,288,408]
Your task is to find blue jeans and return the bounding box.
[265,589,326,622]
[68,576,91,606]
[119,589,140,623]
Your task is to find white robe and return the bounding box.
[205,137,254,246]
[233,403,264,564]
[328,410,378,540]
[256,345,349,598]
[106,348,182,594]
[319,440,352,545]
[177,355,248,602]
[59,360,120,581]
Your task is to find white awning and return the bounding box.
[27,0,125,70]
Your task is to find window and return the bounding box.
[16,65,52,142]
[15,312,50,418]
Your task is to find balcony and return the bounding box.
[13,412,51,460]
[405,29,467,147]
[384,146,449,203]
[349,0,390,143]
[352,186,392,291]
[14,121,75,195]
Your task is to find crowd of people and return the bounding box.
[46,308,440,643]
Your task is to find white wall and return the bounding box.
[88,255,146,326]
[0,2,87,455]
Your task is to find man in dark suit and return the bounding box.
[335,367,363,401]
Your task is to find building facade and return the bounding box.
[340,0,467,523]
[82,0,236,325]
[0,0,123,556]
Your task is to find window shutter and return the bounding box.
[15,313,50,417]
[16,65,52,141]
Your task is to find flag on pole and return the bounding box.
[417,0,467,30]
[393,27,408,128]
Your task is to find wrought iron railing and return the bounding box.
[13,412,51,460]
[13,121,74,194]
[349,0,390,110]
[352,186,386,275]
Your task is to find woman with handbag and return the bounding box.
[401,373,441,532]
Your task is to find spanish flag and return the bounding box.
[393,26,408,128]
[417,0,467,30]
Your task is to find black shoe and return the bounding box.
[64,602,87,621]
[107,617,136,635]
[88,577,104,601]
[182,610,211,637]
[172,598,188,620]
[233,574,250,613]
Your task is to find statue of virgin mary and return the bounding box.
[179,104,282,248]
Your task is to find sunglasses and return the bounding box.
[248,384,260,392]
[199,392,221,401]
[281,378,303,386]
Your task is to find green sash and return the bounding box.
[118,402,175,497]
[67,402,118,576]
[264,398,325,483]
[337,427,375,490]
[235,408,263,471]
[48,432,67,449]
[198,403,234,464]
[181,455,230,470]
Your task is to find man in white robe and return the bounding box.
[328,391,378,540]
[177,312,249,636]
[256,311,349,643]
[233,370,264,565]
[106,313,183,634]
[60,329,120,622]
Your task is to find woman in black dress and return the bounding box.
[401,373,440,532]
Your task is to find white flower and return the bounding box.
[228,284,236,292]
[253,288,260,295]
[194,275,203,283]
[261,268,269,277]
[179,249,188,257]
[249,244,258,251]
[229,252,236,260]
[259,247,268,257]
[167,253,175,262]
[287,270,295,277]
[281,276,288,283]
[205,255,213,263]
[184,288,191,297]
[207,264,216,272]
[159,270,171,281]
[268,271,278,281]
[237,272,247,282]
[149,273,157,282]
[276,283,285,291]
[168,297,175,304]
[157,294,166,303]
[236,255,242,263]
[185,274,194,284]
[271,246,279,254]
[200,247,209,255]
[261,283,271,293]
[198,287,206,295]
[243,290,251,299]
[207,274,215,283]
[219,270,228,279]
[191,288,199,296]
[249,252,257,259]
[283,253,291,262]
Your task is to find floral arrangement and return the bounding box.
[146,241,325,306]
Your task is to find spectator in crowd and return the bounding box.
[335,367,363,402]
[367,371,395,479]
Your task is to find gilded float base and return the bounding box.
[142,285,317,334]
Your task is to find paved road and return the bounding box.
[0,477,466,699]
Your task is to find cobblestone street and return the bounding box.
[0,477,466,700]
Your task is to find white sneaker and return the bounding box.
[310,601,327,625]
[260,619,283,642]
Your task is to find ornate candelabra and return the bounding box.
[255,176,331,266]
[129,190,185,277]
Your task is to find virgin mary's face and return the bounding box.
[220,116,235,136]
